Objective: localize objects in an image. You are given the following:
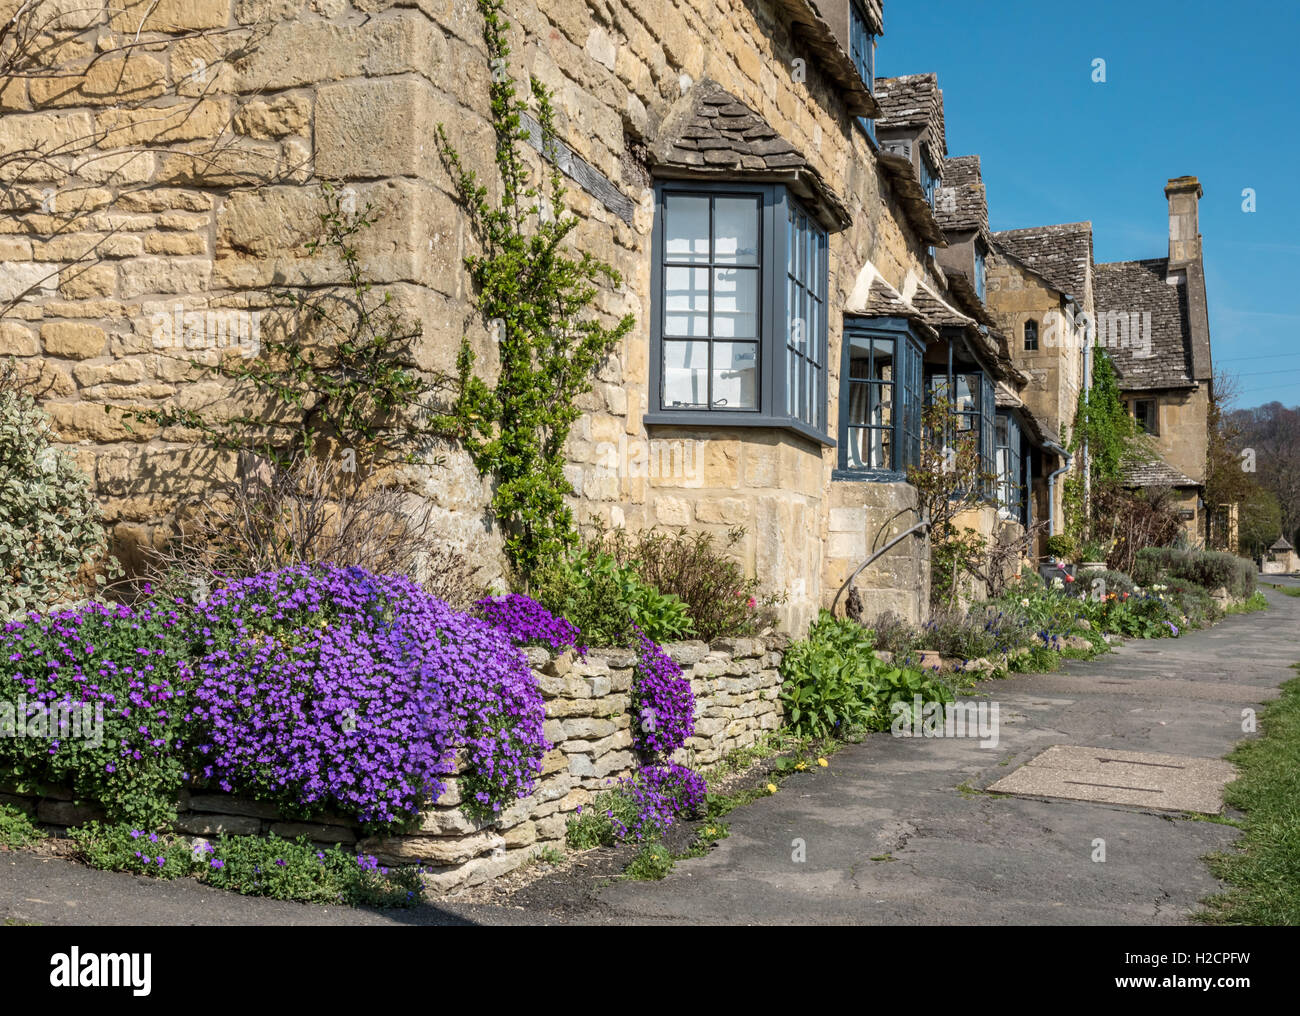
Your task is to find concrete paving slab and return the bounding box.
[988,744,1237,813]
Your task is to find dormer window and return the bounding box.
[1024,319,1039,351]
[849,1,876,139]
[920,156,939,210]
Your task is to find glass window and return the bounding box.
[974,248,986,301]
[653,184,830,436]
[920,157,939,210]
[660,192,761,410]
[850,1,876,139]
[995,411,1024,519]
[787,205,827,431]
[1133,398,1158,434]
[1024,319,1038,351]
[926,367,995,496]
[842,325,923,474]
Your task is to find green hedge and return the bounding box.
[1133,547,1256,599]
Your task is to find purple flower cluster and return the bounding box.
[630,631,694,755]
[475,594,583,655]
[180,565,548,829]
[0,599,190,825]
[605,762,707,841]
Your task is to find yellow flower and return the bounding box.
[817,757,829,767]
[795,761,807,771]
[766,782,778,794]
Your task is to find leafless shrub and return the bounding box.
[137,452,481,607]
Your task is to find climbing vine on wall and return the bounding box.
[435,0,634,586]
[1063,348,1143,536]
[123,182,446,474]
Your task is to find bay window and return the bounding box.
[995,411,1024,520]
[838,318,923,477]
[926,367,996,496]
[649,182,831,442]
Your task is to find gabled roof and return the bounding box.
[651,80,850,230]
[1094,258,1196,390]
[1122,456,1199,488]
[873,73,947,170]
[992,222,1093,302]
[1271,535,1294,552]
[935,155,988,238]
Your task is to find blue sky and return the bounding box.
[879,0,1299,409]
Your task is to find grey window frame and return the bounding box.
[835,316,924,481]
[849,0,877,140]
[1024,319,1039,351]
[647,180,833,446]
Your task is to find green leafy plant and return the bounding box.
[1133,546,1256,599]
[0,802,42,849]
[0,361,119,619]
[780,611,954,738]
[435,0,634,585]
[624,842,674,881]
[70,823,423,907]
[1045,534,1075,561]
[532,543,695,644]
[606,526,780,641]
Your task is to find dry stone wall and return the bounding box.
[2,636,785,892]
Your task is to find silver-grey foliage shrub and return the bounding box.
[0,366,112,618]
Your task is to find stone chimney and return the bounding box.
[1165,176,1203,267]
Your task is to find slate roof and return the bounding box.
[652,80,850,230]
[992,222,1093,302]
[773,0,881,117]
[873,74,947,170]
[935,155,987,236]
[1271,536,1294,552]
[1094,258,1195,390]
[1122,456,1198,488]
[854,274,939,341]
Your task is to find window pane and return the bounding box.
[713,196,759,265]
[664,195,710,263]
[663,266,710,336]
[662,340,709,408]
[713,341,758,409]
[712,267,757,338]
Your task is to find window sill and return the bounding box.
[644,411,835,448]
[832,468,913,484]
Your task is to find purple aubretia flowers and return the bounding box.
[630,630,694,755]
[180,565,548,829]
[475,594,583,655]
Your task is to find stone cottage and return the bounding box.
[0,0,1207,633]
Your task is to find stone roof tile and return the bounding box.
[992,222,1093,301]
[1094,258,1195,390]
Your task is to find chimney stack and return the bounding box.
[1165,176,1203,267]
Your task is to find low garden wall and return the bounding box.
[3,637,785,893]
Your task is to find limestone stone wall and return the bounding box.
[824,479,928,623]
[3,636,785,892]
[0,0,939,634]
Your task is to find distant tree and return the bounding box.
[1225,399,1300,548]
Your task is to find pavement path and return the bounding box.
[3,581,1297,926]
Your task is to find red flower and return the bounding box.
[1064,574,1075,583]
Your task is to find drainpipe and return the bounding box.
[1044,440,1072,544]
[1080,308,1092,526]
